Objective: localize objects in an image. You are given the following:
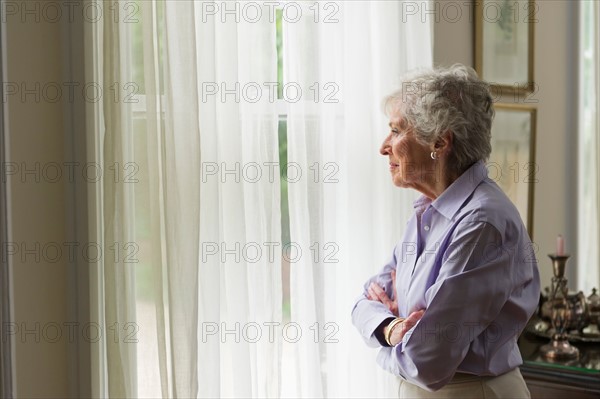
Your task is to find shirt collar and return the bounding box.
[412,160,488,220]
[413,194,432,216]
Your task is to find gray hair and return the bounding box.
[384,64,494,174]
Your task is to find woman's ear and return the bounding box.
[435,131,453,153]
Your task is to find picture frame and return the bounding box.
[475,0,536,96]
[489,103,537,238]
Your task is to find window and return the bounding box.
[127,4,292,396]
[92,2,431,397]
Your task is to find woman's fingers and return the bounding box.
[368,282,399,315]
[368,282,392,307]
[405,309,425,327]
[392,309,426,344]
[367,285,378,302]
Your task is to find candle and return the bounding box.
[556,235,565,256]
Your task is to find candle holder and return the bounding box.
[540,254,580,360]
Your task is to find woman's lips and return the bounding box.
[389,162,399,171]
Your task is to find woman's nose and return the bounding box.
[380,135,391,156]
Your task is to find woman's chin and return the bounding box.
[392,176,409,188]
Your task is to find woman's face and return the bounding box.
[379,109,435,189]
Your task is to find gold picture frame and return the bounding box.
[489,103,537,238]
[475,0,536,96]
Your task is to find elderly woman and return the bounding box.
[351,64,540,398]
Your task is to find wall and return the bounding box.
[433,0,578,287]
[5,10,69,399]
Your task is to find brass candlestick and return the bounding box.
[540,254,580,360]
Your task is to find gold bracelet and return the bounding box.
[384,319,401,346]
[384,317,405,346]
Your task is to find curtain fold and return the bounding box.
[195,4,282,397]
[162,1,202,397]
[139,2,171,397]
[100,1,138,396]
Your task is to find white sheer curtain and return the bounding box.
[192,2,283,397]
[94,0,281,397]
[284,1,431,397]
[92,0,431,398]
[98,4,138,396]
[578,0,600,293]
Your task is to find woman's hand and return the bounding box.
[385,310,425,346]
[367,270,399,316]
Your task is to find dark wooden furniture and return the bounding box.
[519,330,600,398]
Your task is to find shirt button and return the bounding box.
[424,225,430,231]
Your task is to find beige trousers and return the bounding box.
[398,368,531,399]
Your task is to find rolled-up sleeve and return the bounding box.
[378,220,539,391]
[351,246,398,348]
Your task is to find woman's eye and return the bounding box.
[391,129,400,136]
